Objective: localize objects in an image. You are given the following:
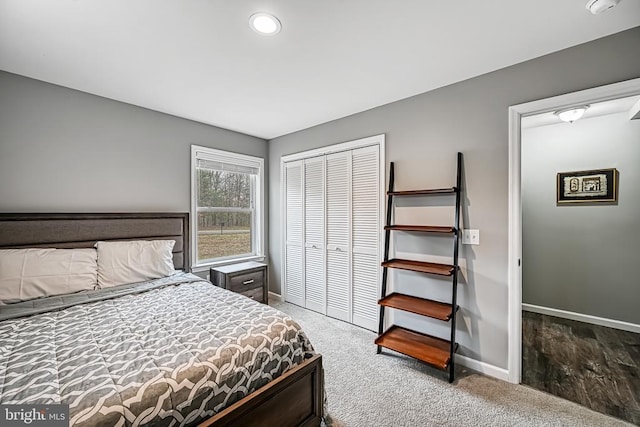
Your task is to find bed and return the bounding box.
[0,213,323,427]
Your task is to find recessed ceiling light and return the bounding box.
[249,13,281,35]
[555,105,590,123]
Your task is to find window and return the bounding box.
[191,145,264,268]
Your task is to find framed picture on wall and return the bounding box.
[556,168,618,204]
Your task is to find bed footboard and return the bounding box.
[199,354,323,427]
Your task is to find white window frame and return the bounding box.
[191,145,265,271]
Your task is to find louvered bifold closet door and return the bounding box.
[351,145,380,331]
[284,160,304,306]
[304,156,326,314]
[325,151,351,322]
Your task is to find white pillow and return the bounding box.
[0,248,98,303]
[95,240,176,288]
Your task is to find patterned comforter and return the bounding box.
[0,272,315,426]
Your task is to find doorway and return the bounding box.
[507,78,640,423]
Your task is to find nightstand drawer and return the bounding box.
[239,286,264,302]
[229,270,264,292]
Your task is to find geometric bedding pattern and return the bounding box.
[0,273,315,426]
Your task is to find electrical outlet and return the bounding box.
[462,229,480,245]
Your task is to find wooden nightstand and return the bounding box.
[210,261,268,304]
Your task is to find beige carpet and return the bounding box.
[270,299,633,427]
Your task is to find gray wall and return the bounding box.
[268,27,640,369]
[522,112,640,324]
[0,71,268,260]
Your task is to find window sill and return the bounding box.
[191,255,266,273]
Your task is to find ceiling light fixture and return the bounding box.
[249,13,282,35]
[586,0,621,14]
[555,105,590,123]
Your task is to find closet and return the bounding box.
[282,137,383,331]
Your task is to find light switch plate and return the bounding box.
[462,229,480,245]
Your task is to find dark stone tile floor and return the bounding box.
[522,311,640,425]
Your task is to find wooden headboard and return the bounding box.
[0,213,190,271]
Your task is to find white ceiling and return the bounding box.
[1,1,639,140]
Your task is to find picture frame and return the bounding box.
[556,168,618,204]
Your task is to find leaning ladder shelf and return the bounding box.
[375,153,462,383]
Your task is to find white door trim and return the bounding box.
[281,134,384,163]
[507,78,640,384]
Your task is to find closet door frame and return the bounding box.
[280,134,386,317]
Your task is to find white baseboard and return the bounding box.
[268,291,283,302]
[455,354,510,382]
[523,303,640,334]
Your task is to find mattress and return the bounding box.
[0,272,315,426]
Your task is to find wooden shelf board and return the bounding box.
[388,188,456,196]
[375,325,456,370]
[385,225,455,234]
[378,293,456,321]
[382,258,455,276]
